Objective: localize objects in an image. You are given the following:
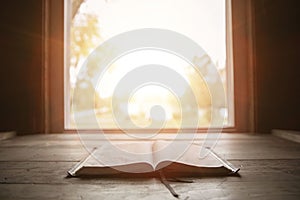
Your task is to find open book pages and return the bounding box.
[68,140,240,177]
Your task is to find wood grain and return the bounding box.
[0,133,299,199]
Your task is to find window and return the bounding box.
[64,0,235,130]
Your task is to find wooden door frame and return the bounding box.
[43,0,64,133]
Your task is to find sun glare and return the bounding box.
[67,0,229,129]
[97,49,190,99]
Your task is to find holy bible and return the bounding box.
[68,140,239,177]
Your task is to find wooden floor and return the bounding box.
[0,133,299,199]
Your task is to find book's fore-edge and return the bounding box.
[67,147,240,177]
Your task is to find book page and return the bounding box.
[84,141,155,173]
[94,141,154,165]
[152,140,222,169]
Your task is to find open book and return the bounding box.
[68,140,239,177]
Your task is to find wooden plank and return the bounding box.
[0,148,87,162]
[0,131,16,141]
[0,181,299,200]
[1,138,300,161]
[173,181,300,200]
[272,129,300,143]
[0,160,299,184]
[0,133,274,142]
[0,136,282,148]
[0,183,175,200]
[0,138,300,161]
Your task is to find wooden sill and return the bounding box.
[63,127,243,134]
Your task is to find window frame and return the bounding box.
[44,0,255,133]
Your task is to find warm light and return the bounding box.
[68,0,229,129]
[97,49,190,98]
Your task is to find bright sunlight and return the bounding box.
[66,0,231,129]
